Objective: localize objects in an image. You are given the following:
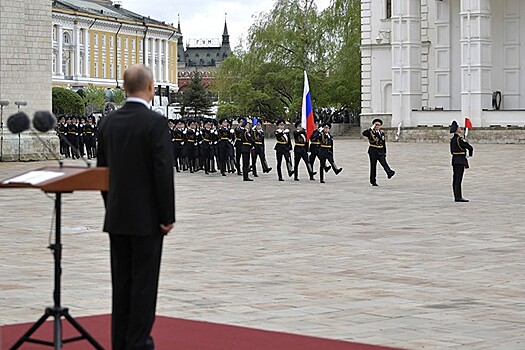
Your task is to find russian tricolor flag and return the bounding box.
[301,71,315,140]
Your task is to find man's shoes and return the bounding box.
[266,167,272,173]
[237,171,242,176]
[288,171,294,177]
[221,173,227,176]
[243,178,253,181]
[372,183,379,186]
[325,166,331,173]
[310,176,315,181]
[294,178,299,181]
[253,174,259,177]
[320,180,325,183]
[278,178,284,181]
[388,170,396,179]
[312,171,317,176]
[335,168,343,175]
[455,198,469,202]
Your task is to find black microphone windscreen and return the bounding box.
[33,110,57,132]
[7,112,30,134]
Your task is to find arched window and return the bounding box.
[63,32,71,44]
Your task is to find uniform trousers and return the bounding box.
[452,164,465,200]
[368,148,393,184]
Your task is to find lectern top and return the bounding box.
[0,166,108,193]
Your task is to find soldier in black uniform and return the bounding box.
[78,116,86,157]
[362,118,395,186]
[184,120,199,173]
[274,119,294,181]
[66,116,80,159]
[200,120,215,174]
[318,122,343,183]
[293,121,316,181]
[251,122,272,177]
[308,121,321,169]
[227,119,237,173]
[450,120,474,202]
[57,115,67,157]
[234,117,245,175]
[84,115,97,159]
[240,118,255,181]
[210,120,218,173]
[171,120,185,172]
[217,118,232,176]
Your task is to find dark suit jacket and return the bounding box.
[97,101,175,236]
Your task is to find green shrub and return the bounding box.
[52,87,85,115]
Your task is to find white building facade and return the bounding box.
[361,0,525,128]
[52,0,180,90]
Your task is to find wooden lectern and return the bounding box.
[1,166,108,350]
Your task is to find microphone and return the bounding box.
[7,112,30,133]
[33,110,57,132]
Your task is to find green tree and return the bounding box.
[83,84,105,114]
[214,0,361,120]
[182,71,213,117]
[112,88,126,105]
[52,87,85,115]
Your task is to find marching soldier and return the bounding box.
[308,121,321,169]
[318,122,343,183]
[274,119,294,181]
[450,120,474,202]
[240,118,255,181]
[217,118,233,176]
[172,120,185,172]
[362,118,395,186]
[234,117,245,175]
[293,121,316,181]
[200,120,215,174]
[251,121,272,177]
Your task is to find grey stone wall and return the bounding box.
[382,127,525,144]
[0,0,53,161]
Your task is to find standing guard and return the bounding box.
[318,122,343,183]
[200,120,215,174]
[83,115,97,159]
[274,119,294,181]
[251,121,272,177]
[293,121,316,181]
[184,120,198,173]
[450,120,474,202]
[217,118,232,176]
[172,120,185,172]
[362,118,395,186]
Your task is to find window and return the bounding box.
[117,37,121,49]
[102,62,106,78]
[52,26,57,42]
[63,32,71,44]
[110,63,114,78]
[110,36,114,48]
[132,39,136,50]
[386,0,392,19]
[94,34,98,46]
[102,35,106,47]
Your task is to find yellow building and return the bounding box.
[52,0,179,90]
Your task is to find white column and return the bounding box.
[150,38,156,80]
[74,24,81,78]
[83,28,90,77]
[143,36,149,67]
[391,0,422,127]
[57,24,64,76]
[461,0,492,127]
[164,39,169,82]
[156,39,162,82]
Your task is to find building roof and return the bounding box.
[53,0,177,30]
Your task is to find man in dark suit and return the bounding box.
[450,120,473,202]
[97,64,175,350]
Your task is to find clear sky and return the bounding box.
[122,0,330,49]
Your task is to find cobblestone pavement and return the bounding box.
[0,139,524,349]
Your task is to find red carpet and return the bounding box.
[1,314,402,350]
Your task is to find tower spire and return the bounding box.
[222,12,229,45]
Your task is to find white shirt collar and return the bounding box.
[126,97,150,109]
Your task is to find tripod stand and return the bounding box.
[1,166,108,350]
[10,193,103,350]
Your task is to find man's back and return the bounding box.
[97,101,175,236]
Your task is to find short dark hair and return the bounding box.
[123,65,153,94]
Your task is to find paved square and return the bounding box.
[0,139,524,349]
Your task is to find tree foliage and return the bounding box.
[214,0,361,122]
[52,87,85,115]
[182,71,213,117]
[83,84,106,114]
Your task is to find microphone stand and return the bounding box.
[57,133,92,168]
[32,130,64,168]
[0,105,4,162]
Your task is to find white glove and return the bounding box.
[183,130,187,134]
[230,129,235,134]
[284,129,290,134]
